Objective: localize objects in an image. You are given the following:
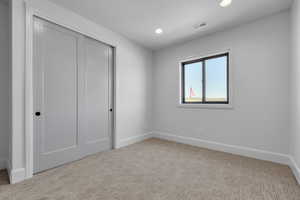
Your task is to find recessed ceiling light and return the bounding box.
[155,28,163,34]
[219,0,232,7]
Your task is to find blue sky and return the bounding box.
[184,62,202,99]
[184,56,227,100]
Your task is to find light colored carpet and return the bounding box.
[0,138,299,200]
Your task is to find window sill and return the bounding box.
[177,103,233,110]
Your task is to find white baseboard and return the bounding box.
[115,133,153,149]
[152,131,290,165]
[9,168,26,184]
[1,159,26,184]
[289,156,300,184]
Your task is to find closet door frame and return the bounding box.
[25,4,117,179]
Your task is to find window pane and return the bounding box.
[205,56,228,102]
[184,62,203,102]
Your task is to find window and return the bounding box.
[181,53,229,104]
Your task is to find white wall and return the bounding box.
[10,0,152,183]
[153,11,291,155]
[291,0,300,180]
[0,1,9,169]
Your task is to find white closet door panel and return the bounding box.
[82,37,112,155]
[34,18,81,172]
[42,27,78,153]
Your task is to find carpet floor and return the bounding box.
[0,138,299,200]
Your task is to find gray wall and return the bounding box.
[0,1,9,169]
[291,0,300,169]
[153,11,291,154]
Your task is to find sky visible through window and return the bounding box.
[184,56,227,102]
[184,62,203,102]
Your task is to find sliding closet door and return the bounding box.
[33,17,113,173]
[80,37,113,156]
[33,18,82,173]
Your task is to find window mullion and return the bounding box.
[182,64,185,103]
[202,60,206,103]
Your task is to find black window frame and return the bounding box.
[181,53,229,104]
